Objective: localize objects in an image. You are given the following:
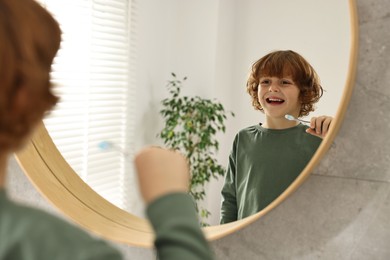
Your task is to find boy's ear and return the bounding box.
[2,84,47,152]
[9,84,44,129]
[11,85,29,115]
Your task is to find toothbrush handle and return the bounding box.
[298,118,310,124]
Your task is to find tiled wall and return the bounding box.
[211,0,390,259]
[7,0,390,259]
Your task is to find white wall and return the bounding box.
[134,0,351,225]
[135,0,221,149]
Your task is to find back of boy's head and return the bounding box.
[0,0,61,151]
[247,50,323,117]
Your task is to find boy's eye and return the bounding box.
[260,79,271,85]
[281,80,292,85]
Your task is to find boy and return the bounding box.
[0,0,213,259]
[220,50,332,224]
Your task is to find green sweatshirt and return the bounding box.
[220,123,322,224]
[0,190,213,260]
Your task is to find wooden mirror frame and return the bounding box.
[14,0,358,248]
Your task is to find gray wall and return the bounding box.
[6,0,390,259]
[211,0,390,259]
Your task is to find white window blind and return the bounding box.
[40,0,138,213]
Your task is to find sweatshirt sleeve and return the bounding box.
[220,136,238,224]
[146,193,214,260]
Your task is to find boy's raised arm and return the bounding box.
[134,147,214,260]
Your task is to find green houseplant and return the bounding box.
[158,73,234,226]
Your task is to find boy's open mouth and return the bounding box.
[266,97,285,104]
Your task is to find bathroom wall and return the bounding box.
[6,0,390,259]
[211,0,390,258]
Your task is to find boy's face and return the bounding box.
[257,75,301,119]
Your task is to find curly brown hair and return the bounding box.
[0,0,61,151]
[246,50,323,117]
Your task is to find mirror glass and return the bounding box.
[43,0,352,226]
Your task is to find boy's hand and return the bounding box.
[306,116,333,139]
[134,147,190,204]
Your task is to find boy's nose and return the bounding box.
[268,83,279,92]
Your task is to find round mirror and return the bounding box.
[15,0,358,246]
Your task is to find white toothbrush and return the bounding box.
[284,114,310,124]
[98,141,129,157]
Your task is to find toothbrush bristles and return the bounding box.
[285,114,295,121]
[98,141,113,150]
